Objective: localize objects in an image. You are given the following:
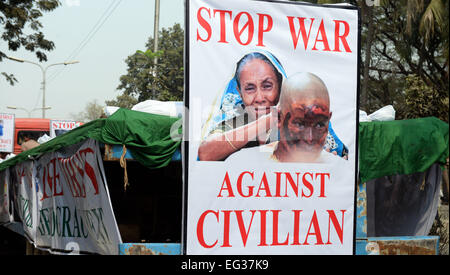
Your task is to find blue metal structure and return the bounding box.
[119,243,181,255]
[354,181,439,255]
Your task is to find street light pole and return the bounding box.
[7,106,51,117]
[6,56,79,118]
[152,0,160,99]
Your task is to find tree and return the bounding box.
[294,0,376,110]
[105,93,138,109]
[71,100,104,123]
[404,74,448,121]
[303,0,448,121]
[368,0,448,120]
[0,0,61,85]
[406,0,448,45]
[113,23,184,104]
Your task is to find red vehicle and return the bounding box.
[12,118,84,155]
[13,118,50,155]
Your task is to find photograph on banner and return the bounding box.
[0,113,15,153]
[186,0,359,254]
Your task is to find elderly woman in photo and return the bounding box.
[198,51,284,161]
[197,50,348,161]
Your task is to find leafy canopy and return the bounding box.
[114,23,184,103]
[0,0,61,85]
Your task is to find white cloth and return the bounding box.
[225,141,347,163]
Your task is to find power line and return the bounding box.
[64,0,120,63]
[47,0,123,84]
[31,85,43,111]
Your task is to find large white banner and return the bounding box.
[0,113,15,153]
[0,169,12,224]
[185,0,359,254]
[10,139,122,254]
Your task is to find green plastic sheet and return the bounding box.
[359,117,449,183]
[1,111,447,185]
[0,108,182,171]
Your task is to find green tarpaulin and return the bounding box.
[359,117,449,183]
[0,108,182,172]
[1,109,447,185]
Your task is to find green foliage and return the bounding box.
[0,0,61,85]
[369,0,449,120]
[135,49,163,61]
[71,100,104,123]
[1,72,17,85]
[404,74,449,122]
[407,0,448,44]
[294,0,449,121]
[105,93,138,109]
[110,4,449,121]
[113,23,184,104]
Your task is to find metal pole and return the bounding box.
[41,62,79,118]
[42,67,46,118]
[153,0,160,98]
[154,0,160,61]
[6,56,78,118]
[7,106,51,117]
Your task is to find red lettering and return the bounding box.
[292,210,303,245]
[257,13,272,47]
[233,12,254,46]
[285,173,299,197]
[312,19,331,51]
[217,171,331,199]
[221,210,232,247]
[304,210,324,245]
[237,171,254,198]
[195,9,276,47]
[235,210,256,247]
[60,158,86,198]
[197,210,219,248]
[72,152,86,176]
[41,166,51,200]
[213,9,232,43]
[326,210,345,244]
[258,210,269,247]
[197,7,212,42]
[60,159,78,197]
[271,210,289,246]
[193,209,344,249]
[333,20,352,52]
[287,17,315,50]
[255,172,272,197]
[79,148,99,195]
[302,172,314,198]
[217,172,235,197]
[275,172,283,197]
[41,158,63,201]
[316,173,330,198]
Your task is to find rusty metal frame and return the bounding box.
[355,181,440,255]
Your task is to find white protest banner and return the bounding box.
[0,113,15,153]
[0,169,13,224]
[50,120,82,138]
[12,139,122,254]
[13,161,37,241]
[185,0,359,254]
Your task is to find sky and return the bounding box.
[0,0,184,120]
